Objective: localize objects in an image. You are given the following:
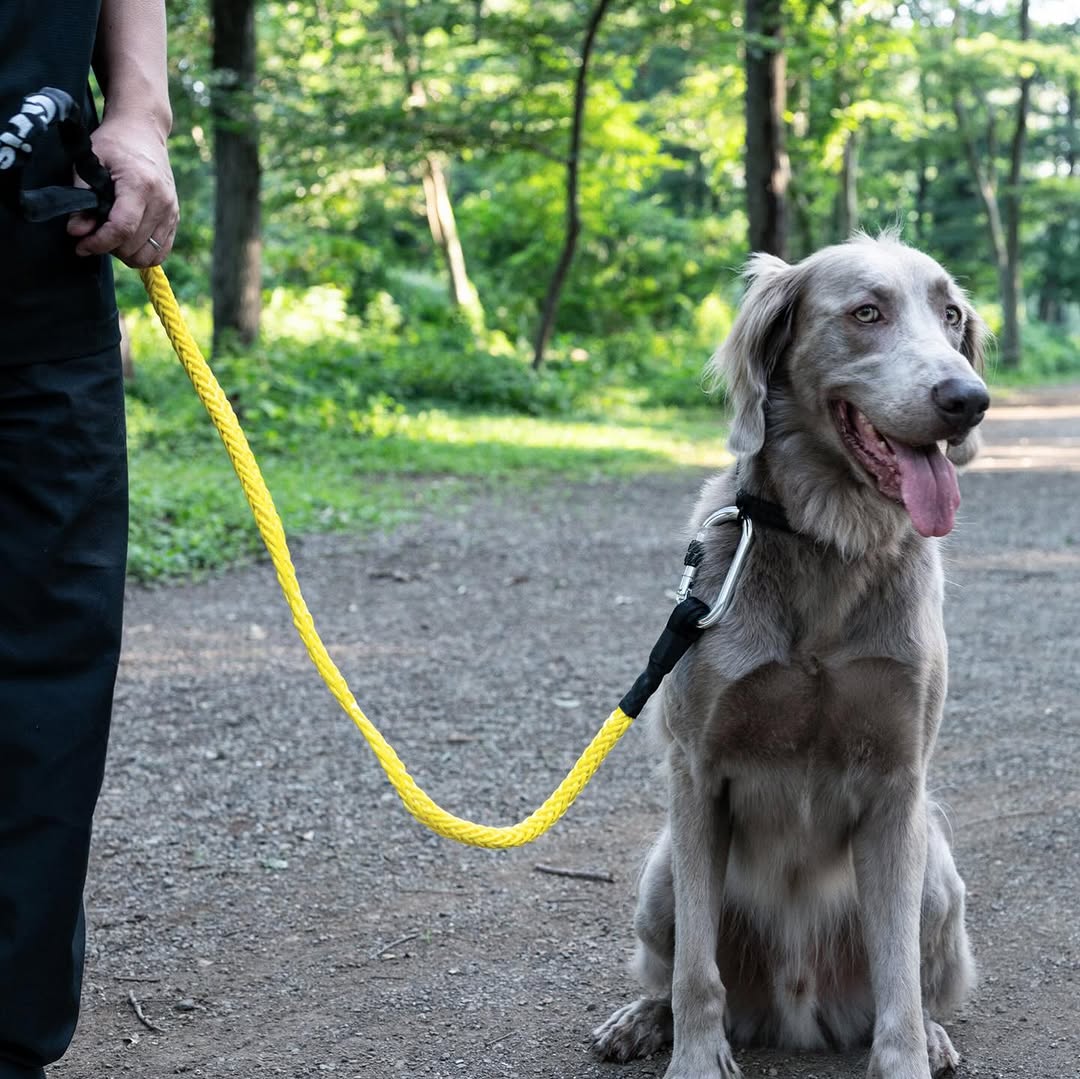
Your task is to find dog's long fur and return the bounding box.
[592,233,986,1079]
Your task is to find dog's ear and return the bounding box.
[708,253,802,457]
[946,302,991,466]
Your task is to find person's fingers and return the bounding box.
[66,212,99,237]
[76,198,178,266]
[121,196,179,267]
[75,191,144,258]
[115,203,158,266]
[122,216,175,268]
[148,213,179,266]
[132,232,165,268]
[76,173,178,265]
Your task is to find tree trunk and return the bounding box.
[954,94,1012,351]
[388,8,484,335]
[744,0,789,258]
[790,183,815,259]
[837,129,858,240]
[830,0,857,241]
[532,0,613,369]
[1067,77,1077,177]
[913,71,930,244]
[1000,0,1031,368]
[914,148,929,245]
[422,153,484,333]
[211,0,261,352]
[1038,74,1073,325]
[952,0,1030,367]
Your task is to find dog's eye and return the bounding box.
[852,305,881,324]
[944,305,963,326]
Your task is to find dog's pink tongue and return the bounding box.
[888,440,961,538]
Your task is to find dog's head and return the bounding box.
[710,232,990,539]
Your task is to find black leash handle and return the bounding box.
[0,87,114,223]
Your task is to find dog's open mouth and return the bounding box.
[830,400,960,538]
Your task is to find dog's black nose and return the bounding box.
[932,378,989,432]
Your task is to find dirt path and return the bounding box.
[62,386,1079,1079]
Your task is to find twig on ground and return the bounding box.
[127,990,164,1033]
[962,802,1079,829]
[115,975,163,983]
[368,931,419,961]
[534,863,614,884]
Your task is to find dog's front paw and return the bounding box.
[591,997,672,1062]
[664,1038,743,1079]
[925,1020,960,1076]
[867,1043,931,1079]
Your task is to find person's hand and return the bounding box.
[67,113,178,268]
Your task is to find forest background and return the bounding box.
[122,0,1079,581]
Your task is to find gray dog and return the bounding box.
[592,232,987,1079]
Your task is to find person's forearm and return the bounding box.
[93,0,172,138]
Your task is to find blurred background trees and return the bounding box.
[116,0,1078,581]
[153,0,1079,377]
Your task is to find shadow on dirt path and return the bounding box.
[62,385,1079,1079]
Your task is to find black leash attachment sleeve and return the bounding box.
[618,596,710,719]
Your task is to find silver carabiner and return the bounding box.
[679,506,755,629]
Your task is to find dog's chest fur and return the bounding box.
[664,520,946,849]
[701,654,924,771]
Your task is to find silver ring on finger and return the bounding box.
[146,235,163,252]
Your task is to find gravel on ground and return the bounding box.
[61,386,1080,1079]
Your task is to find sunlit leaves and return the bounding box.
[154,0,1079,355]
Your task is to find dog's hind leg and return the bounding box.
[920,806,975,1017]
[919,806,974,1076]
[591,830,676,1061]
[633,827,677,993]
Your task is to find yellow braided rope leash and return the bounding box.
[138,265,636,849]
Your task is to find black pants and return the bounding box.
[0,346,127,1079]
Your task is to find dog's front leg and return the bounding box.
[665,746,741,1079]
[854,781,931,1079]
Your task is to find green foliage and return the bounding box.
[156,0,1079,358]
[127,0,1080,582]
[128,458,265,580]
[168,0,1079,311]
[1008,322,1080,382]
[126,280,734,440]
[210,294,572,423]
[122,283,734,581]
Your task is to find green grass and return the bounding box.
[127,403,732,583]
[123,296,732,582]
